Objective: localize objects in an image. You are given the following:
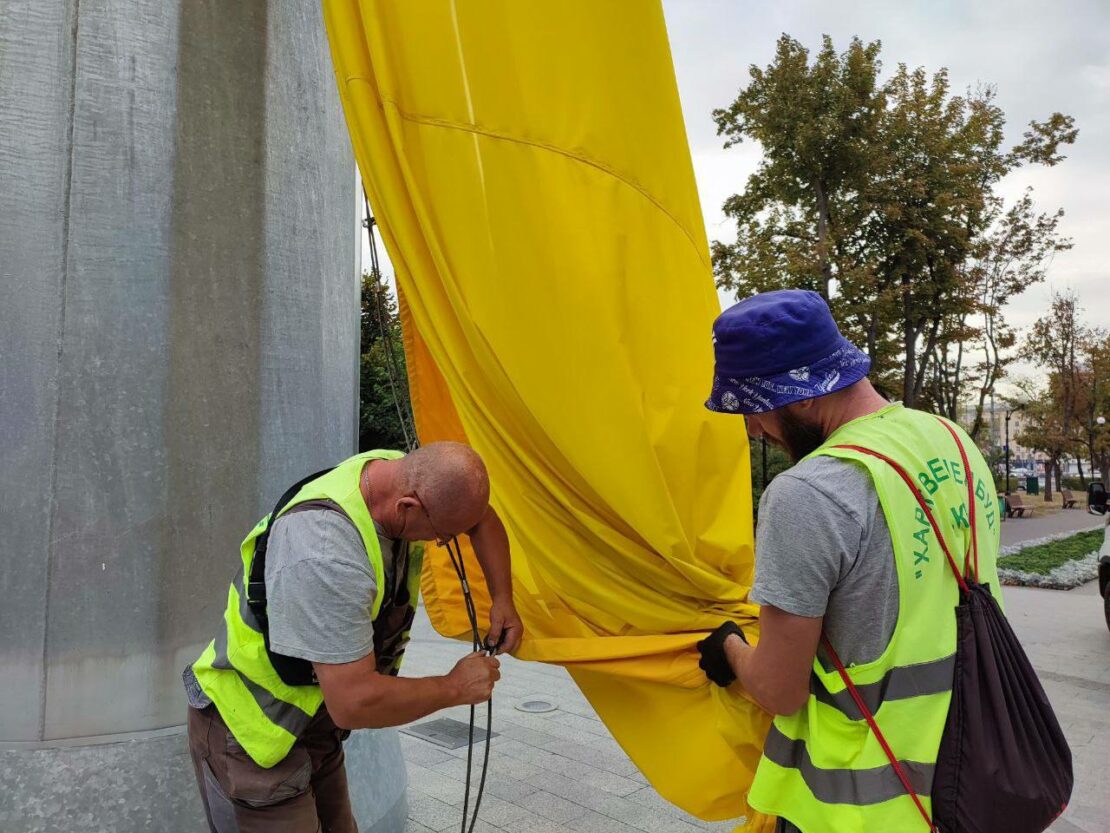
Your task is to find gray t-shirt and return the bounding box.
[751,455,899,668]
[265,508,387,664]
[184,509,400,707]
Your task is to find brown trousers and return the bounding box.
[187,705,358,833]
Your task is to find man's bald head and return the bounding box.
[400,442,490,537]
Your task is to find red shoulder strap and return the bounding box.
[821,635,936,831]
[830,438,972,593]
[937,418,980,582]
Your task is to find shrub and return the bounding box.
[998,529,1103,575]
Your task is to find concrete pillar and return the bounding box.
[0,1,405,830]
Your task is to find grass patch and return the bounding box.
[999,529,1104,575]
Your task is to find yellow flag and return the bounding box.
[323,2,773,827]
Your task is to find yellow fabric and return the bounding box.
[323,2,772,826]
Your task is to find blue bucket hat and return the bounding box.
[705,289,871,415]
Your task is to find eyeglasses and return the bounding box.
[411,490,450,547]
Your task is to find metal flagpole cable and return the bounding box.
[361,191,494,830]
[363,193,416,452]
[445,535,496,833]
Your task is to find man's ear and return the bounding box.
[791,398,816,413]
[396,495,420,513]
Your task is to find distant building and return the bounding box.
[957,400,1104,480]
[956,401,1044,474]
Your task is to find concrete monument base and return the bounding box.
[0,726,408,833]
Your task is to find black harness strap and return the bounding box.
[246,466,336,686]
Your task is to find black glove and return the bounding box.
[697,621,747,687]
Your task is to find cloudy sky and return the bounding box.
[662,0,1110,333]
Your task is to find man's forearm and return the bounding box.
[468,508,513,600]
[331,673,459,730]
[725,636,788,713]
[724,634,812,716]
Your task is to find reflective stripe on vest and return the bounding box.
[811,653,955,721]
[191,450,403,768]
[747,406,1001,833]
[207,615,315,738]
[762,725,935,805]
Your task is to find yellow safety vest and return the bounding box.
[191,449,421,768]
[748,405,1001,832]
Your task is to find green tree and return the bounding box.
[1020,290,1090,496]
[1075,331,1110,487]
[360,271,415,452]
[1013,377,1070,502]
[712,35,884,303]
[712,34,1077,411]
[927,189,1071,435]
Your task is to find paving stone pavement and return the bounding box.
[1005,580,1110,833]
[393,607,742,833]
[388,573,1110,833]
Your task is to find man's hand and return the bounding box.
[487,596,523,655]
[447,652,501,704]
[697,621,748,687]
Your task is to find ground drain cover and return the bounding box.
[402,717,498,749]
[514,698,557,714]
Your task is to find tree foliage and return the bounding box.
[1015,291,1104,496]
[712,35,1076,418]
[360,271,415,452]
[1012,376,1070,501]
[1077,331,1110,487]
[938,190,1070,438]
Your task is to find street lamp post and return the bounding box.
[1099,416,1107,485]
[1005,412,1012,496]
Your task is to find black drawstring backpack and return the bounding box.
[824,418,1073,833]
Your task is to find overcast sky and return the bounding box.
[366,1,1108,339]
[662,0,1110,333]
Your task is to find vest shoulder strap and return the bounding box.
[821,415,977,832]
[246,467,336,686]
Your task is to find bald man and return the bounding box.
[184,442,522,833]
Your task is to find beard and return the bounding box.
[775,408,828,463]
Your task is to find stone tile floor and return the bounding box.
[398,573,1110,833]
[1004,580,1109,833]
[398,609,739,833]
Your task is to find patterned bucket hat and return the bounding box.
[705,289,871,415]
